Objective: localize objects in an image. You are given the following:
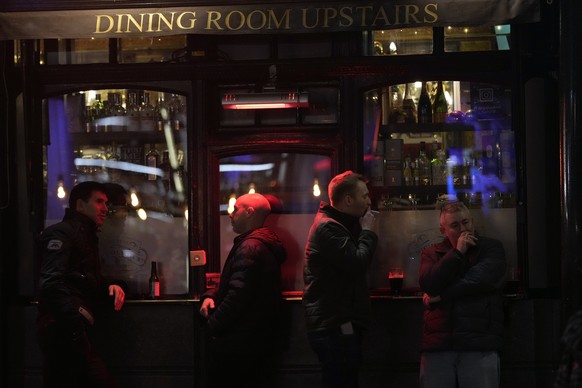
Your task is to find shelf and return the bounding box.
[381,122,475,134]
[70,130,173,145]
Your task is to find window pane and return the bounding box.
[371,27,433,56]
[119,35,188,63]
[445,25,511,52]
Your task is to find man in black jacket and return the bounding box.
[199,193,287,388]
[303,171,378,388]
[37,181,126,388]
[419,201,506,388]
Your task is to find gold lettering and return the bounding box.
[95,15,114,34]
[225,11,245,31]
[206,11,223,30]
[156,12,176,32]
[394,5,402,25]
[424,4,438,23]
[371,6,390,27]
[301,8,319,29]
[124,14,145,33]
[404,5,421,24]
[323,8,338,28]
[177,11,197,30]
[247,10,267,30]
[339,7,354,27]
[145,13,156,32]
[355,6,374,27]
[267,9,291,29]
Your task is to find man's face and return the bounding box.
[345,180,372,217]
[77,191,109,227]
[229,199,251,234]
[440,209,475,247]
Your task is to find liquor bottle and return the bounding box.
[126,91,141,132]
[159,150,172,192]
[402,83,417,124]
[92,93,104,132]
[370,140,385,187]
[432,81,448,123]
[109,93,126,132]
[149,261,160,299]
[402,156,413,186]
[416,142,431,186]
[417,82,432,124]
[145,143,160,181]
[169,94,185,130]
[84,105,95,133]
[140,92,156,131]
[431,143,447,185]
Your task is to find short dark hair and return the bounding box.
[69,181,107,209]
[328,171,367,206]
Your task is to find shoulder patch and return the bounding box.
[47,240,63,250]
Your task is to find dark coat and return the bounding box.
[37,208,116,321]
[419,235,506,352]
[202,226,287,353]
[303,202,378,332]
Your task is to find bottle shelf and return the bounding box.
[381,122,474,135]
[70,131,172,145]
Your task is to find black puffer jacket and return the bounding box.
[38,209,116,320]
[202,226,287,353]
[303,202,378,332]
[419,235,506,352]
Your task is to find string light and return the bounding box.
[313,178,321,197]
[56,176,66,199]
[137,208,147,220]
[130,187,140,207]
[248,183,256,194]
[228,194,236,214]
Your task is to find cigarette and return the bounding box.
[370,210,379,215]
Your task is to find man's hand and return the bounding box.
[199,298,215,319]
[109,285,125,311]
[456,231,478,254]
[360,209,377,231]
[422,293,441,307]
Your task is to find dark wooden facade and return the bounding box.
[1,0,581,387]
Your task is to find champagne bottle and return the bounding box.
[145,143,159,181]
[433,81,448,123]
[417,82,432,124]
[402,83,417,124]
[149,261,160,299]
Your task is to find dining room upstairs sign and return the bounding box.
[0,0,540,40]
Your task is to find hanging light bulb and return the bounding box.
[312,178,321,197]
[137,208,147,220]
[248,183,256,194]
[130,187,140,207]
[184,207,189,221]
[56,176,67,199]
[227,194,236,214]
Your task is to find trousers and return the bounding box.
[419,350,500,388]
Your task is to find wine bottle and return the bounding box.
[433,81,448,123]
[145,143,159,181]
[416,142,431,186]
[159,150,172,192]
[140,92,156,132]
[126,91,141,132]
[149,261,160,299]
[417,82,432,124]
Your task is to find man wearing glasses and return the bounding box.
[419,201,506,388]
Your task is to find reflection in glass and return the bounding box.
[219,153,331,214]
[372,27,433,56]
[445,25,511,52]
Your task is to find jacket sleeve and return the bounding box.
[39,225,75,289]
[207,239,267,334]
[314,222,377,275]
[439,238,506,301]
[419,246,465,296]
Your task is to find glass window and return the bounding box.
[371,27,433,56]
[43,89,189,298]
[362,80,517,293]
[216,36,271,61]
[445,25,511,52]
[118,35,188,63]
[278,34,333,58]
[218,153,331,291]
